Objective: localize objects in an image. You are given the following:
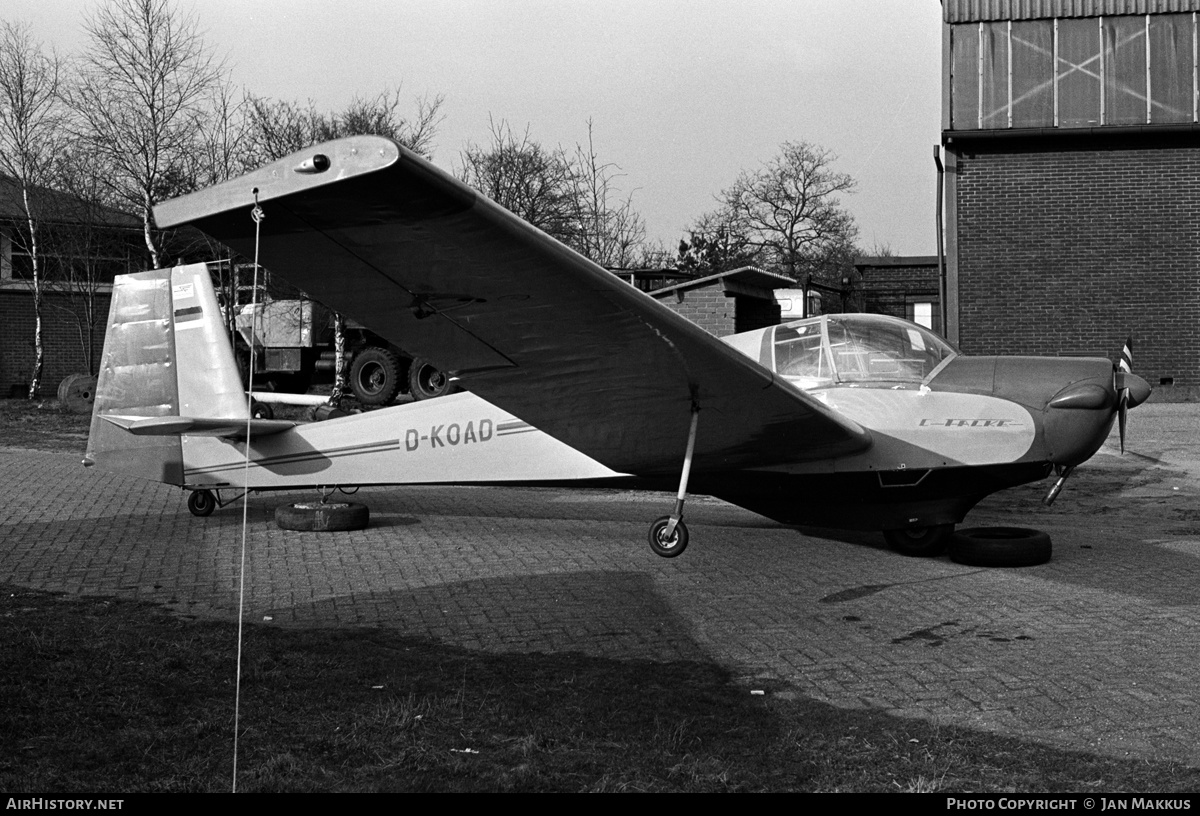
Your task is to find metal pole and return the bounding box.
[934,146,947,338]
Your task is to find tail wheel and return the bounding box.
[187,490,216,517]
[349,347,403,405]
[409,357,459,400]
[883,524,953,557]
[648,516,689,558]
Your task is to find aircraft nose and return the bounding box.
[1042,367,1120,467]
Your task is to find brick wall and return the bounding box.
[0,288,110,398]
[955,141,1200,387]
[655,282,737,336]
[857,258,941,331]
[652,280,781,336]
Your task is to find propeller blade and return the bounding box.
[1115,336,1133,454]
[1118,387,1129,454]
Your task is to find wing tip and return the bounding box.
[155,135,402,228]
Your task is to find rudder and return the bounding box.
[85,263,247,485]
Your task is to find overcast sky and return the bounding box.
[8,0,944,256]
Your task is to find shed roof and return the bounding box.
[649,266,795,296]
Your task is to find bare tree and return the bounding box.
[191,79,252,188]
[457,118,579,244]
[569,121,646,268]
[712,141,857,284]
[458,118,653,267]
[677,208,762,277]
[244,86,445,166]
[67,0,225,268]
[0,21,66,398]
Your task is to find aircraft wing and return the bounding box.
[155,136,871,475]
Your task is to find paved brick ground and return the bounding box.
[3,403,1200,767]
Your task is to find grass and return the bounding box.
[4,399,1200,791]
[4,584,1200,793]
[0,398,92,452]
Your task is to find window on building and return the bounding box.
[950,13,1199,130]
[905,299,942,335]
[908,301,934,330]
[5,227,137,287]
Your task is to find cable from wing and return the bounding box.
[232,190,265,793]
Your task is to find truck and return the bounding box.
[234,295,455,407]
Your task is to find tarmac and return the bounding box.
[2,402,1200,767]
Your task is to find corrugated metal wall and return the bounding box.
[944,0,1200,22]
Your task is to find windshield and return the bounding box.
[772,314,957,389]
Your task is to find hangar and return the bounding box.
[941,0,1200,396]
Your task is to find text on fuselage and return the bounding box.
[405,419,494,451]
[919,418,1022,427]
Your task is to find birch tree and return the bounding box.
[0,21,66,398]
[68,0,224,268]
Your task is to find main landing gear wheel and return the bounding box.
[648,516,689,558]
[950,527,1052,567]
[883,524,954,557]
[275,501,370,532]
[187,490,216,517]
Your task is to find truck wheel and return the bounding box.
[349,347,402,405]
[409,357,458,400]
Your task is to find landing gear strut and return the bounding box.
[648,406,699,558]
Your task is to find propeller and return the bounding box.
[1113,337,1143,454]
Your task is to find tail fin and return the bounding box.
[85,263,248,485]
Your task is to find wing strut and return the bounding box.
[647,405,700,558]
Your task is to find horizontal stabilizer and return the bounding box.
[103,414,297,440]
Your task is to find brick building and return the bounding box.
[650,266,791,336]
[855,255,942,334]
[941,0,1200,391]
[0,176,142,397]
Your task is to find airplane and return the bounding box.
[85,135,1151,562]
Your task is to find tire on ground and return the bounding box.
[408,357,459,401]
[275,501,370,532]
[349,347,403,405]
[949,527,1051,567]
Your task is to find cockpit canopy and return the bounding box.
[761,314,958,390]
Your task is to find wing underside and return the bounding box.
[155,136,871,475]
